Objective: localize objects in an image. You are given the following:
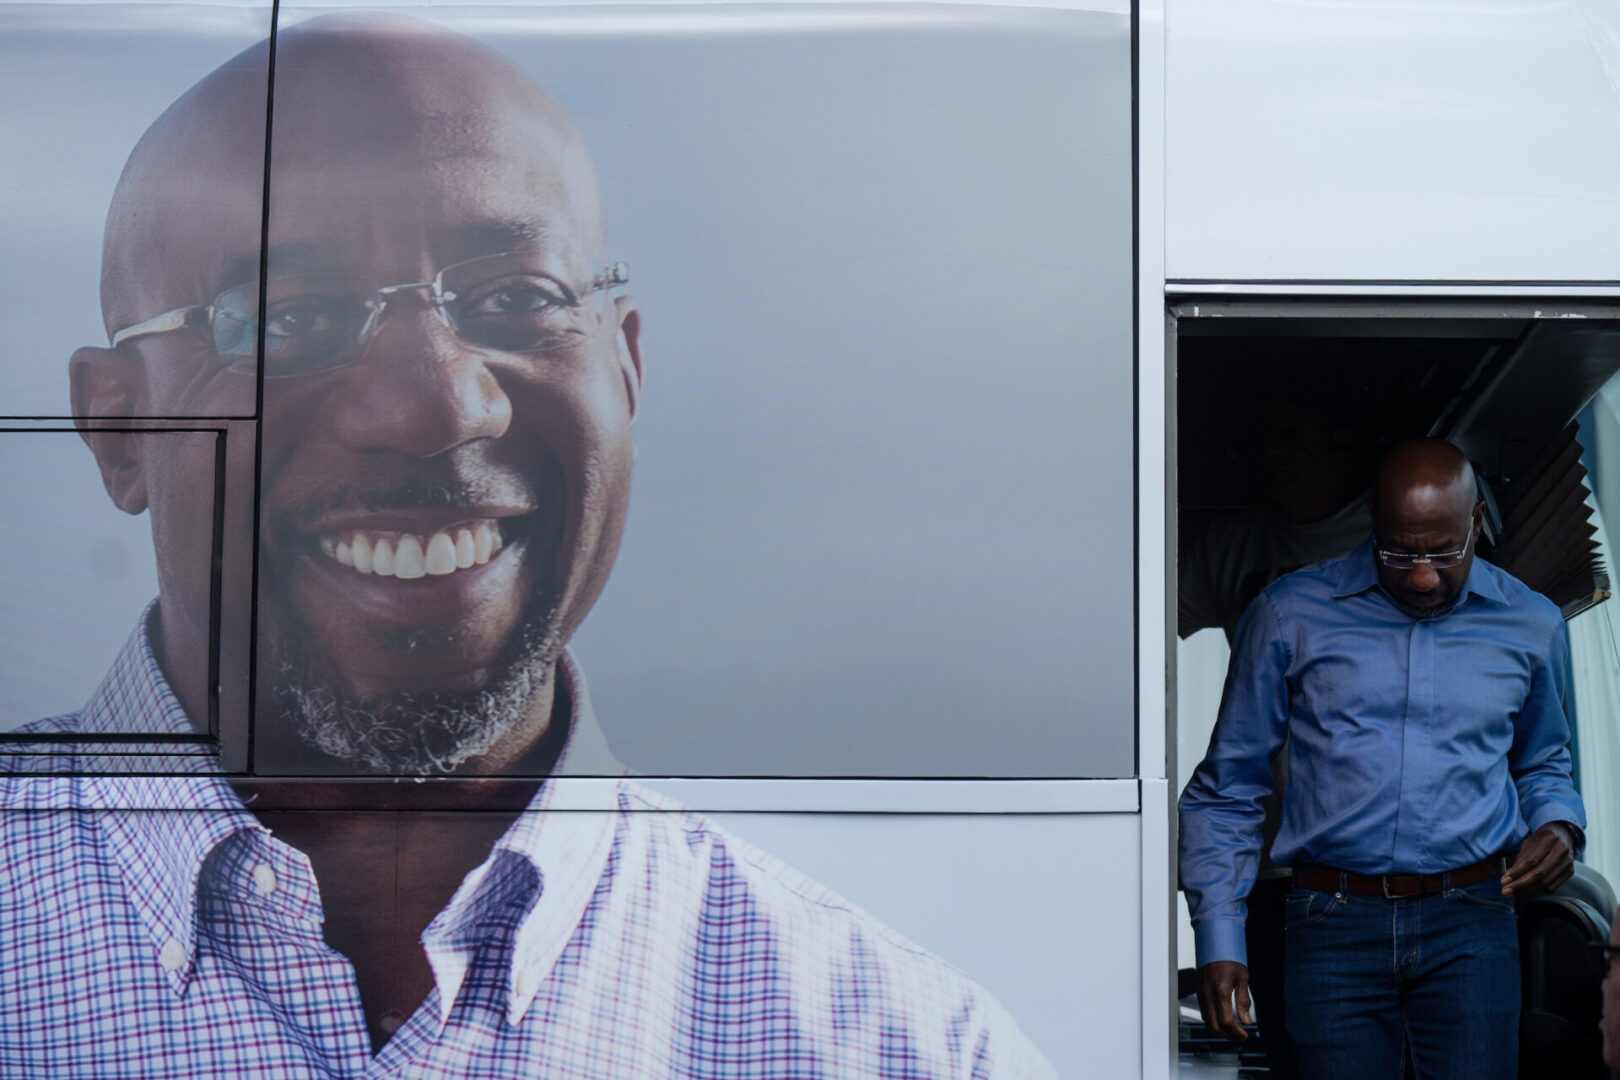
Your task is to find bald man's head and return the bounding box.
[79,16,644,774]
[1374,439,1476,524]
[1371,439,1483,617]
[101,15,605,341]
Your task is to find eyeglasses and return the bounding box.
[1375,530,1472,570]
[109,251,630,378]
[1592,942,1620,965]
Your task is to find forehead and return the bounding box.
[1376,505,1472,548]
[1376,475,1474,533]
[274,60,600,276]
[120,26,603,312]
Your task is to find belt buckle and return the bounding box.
[1381,874,1421,899]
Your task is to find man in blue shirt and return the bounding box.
[1180,438,1586,1080]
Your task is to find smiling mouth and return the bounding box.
[316,519,509,581]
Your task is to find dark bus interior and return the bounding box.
[1173,301,1620,1078]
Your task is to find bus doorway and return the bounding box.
[1171,297,1620,1079]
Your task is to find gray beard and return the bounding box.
[269,606,562,775]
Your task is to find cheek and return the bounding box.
[143,435,228,629]
[509,362,635,477]
[145,355,257,419]
[1438,568,1469,596]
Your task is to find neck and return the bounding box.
[149,601,214,736]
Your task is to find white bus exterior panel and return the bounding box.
[1165,0,1620,283]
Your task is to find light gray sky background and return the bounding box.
[0,2,1135,776]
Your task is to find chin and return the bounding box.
[263,585,566,774]
[1397,597,1456,618]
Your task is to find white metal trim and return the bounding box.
[630,777,1139,814]
[1139,2,1174,1077]
[1168,281,1620,298]
[1137,0,1168,789]
[1139,777,1173,1080]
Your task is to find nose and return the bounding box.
[329,298,512,456]
[1406,560,1442,593]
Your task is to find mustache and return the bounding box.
[274,471,544,532]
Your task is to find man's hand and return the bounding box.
[1196,960,1252,1043]
[1501,821,1577,898]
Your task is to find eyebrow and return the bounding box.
[445,219,551,262]
[1378,537,1466,552]
[231,241,339,284]
[225,224,554,285]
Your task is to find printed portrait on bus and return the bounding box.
[0,3,1134,1075]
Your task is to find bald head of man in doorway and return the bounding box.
[1370,439,1483,618]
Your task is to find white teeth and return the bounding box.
[425,532,457,576]
[351,533,373,574]
[393,535,426,579]
[372,537,395,576]
[320,521,508,579]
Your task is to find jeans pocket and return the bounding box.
[1443,876,1514,913]
[1283,887,1343,930]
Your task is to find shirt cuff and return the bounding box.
[1547,820,1586,857]
[1524,807,1587,855]
[1193,917,1248,971]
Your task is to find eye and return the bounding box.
[457,275,574,319]
[256,293,365,373]
[264,297,349,340]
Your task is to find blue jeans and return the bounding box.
[1283,875,1519,1080]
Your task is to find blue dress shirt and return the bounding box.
[1179,537,1587,969]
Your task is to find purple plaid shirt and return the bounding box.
[1,614,1053,1079]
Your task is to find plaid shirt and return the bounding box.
[1,614,1053,1079]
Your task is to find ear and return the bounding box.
[70,345,150,514]
[613,297,644,423]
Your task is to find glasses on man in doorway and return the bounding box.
[1375,530,1472,570]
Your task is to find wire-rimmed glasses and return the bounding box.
[1375,530,1472,570]
[110,250,629,378]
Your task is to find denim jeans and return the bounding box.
[1283,875,1519,1080]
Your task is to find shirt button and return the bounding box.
[159,939,185,972]
[252,863,278,896]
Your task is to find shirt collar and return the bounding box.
[1331,534,1510,607]
[76,607,627,1016]
[1330,535,1384,598]
[421,649,626,1026]
[69,607,263,997]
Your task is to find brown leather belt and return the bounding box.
[1293,855,1509,899]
